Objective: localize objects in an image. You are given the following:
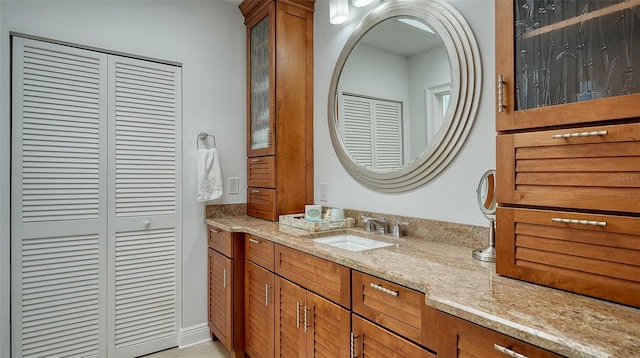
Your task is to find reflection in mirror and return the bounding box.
[337,17,451,171]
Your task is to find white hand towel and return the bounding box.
[197,148,223,202]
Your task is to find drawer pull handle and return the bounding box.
[251,158,261,162]
[552,130,607,139]
[251,189,261,193]
[494,344,528,358]
[497,74,505,113]
[296,302,302,328]
[222,268,228,288]
[265,284,271,306]
[350,332,359,358]
[210,228,220,234]
[248,238,261,244]
[303,305,311,332]
[551,217,607,227]
[369,283,399,297]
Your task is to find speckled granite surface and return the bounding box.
[204,215,640,358]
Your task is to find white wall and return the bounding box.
[314,0,496,227]
[0,0,247,353]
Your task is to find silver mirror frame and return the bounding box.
[328,0,482,192]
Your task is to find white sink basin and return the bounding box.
[313,235,393,252]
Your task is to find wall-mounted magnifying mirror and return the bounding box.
[473,169,496,262]
[328,0,481,192]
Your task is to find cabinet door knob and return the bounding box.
[144,220,151,227]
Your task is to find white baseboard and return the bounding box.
[179,323,211,348]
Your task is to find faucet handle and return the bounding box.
[392,221,409,238]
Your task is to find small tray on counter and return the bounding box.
[279,213,355,232]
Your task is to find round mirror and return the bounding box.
[328,0,481,192]
[476,169,496,218]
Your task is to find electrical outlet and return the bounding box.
[319,183,328,202]
[228,177,239,195]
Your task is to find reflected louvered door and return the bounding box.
[107,56,181,357]
[372,101,402,170]
[341,94,403,170]
[341,95,373,169]
[11,37,108,358]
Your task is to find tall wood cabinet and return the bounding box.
[494,0,640,307]
[240,0,315,221]
[207,227,245,357]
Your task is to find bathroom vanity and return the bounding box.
[206,215,639,358]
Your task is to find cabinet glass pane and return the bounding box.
[250,16,270,150]
[514,0,640,110]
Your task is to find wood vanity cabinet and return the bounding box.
[245,234,275,358]
[273,245,351,357]
[351,271,437,357]
[207,227,245,357]
[274,276,351,358]
[494,0,640,307]
[240,0,314,221]
[437,312,563,358]
[352,315,435,358]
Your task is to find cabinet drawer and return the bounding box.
[352,315,436,358]
[437,312,563,358]
[247,188,276,221]
[274,244,350,308]
[208,226,233,257]
[496,122,640,213]
[496,207,640,307]
[248,156,276,188]
[245,234,274,271]
[352,271,437,350]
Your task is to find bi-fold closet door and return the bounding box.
[11,36,182,358]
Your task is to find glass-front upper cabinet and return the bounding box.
[247,4,276,157]
[496,0,640,131]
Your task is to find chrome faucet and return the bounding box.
[392,220,409,238]
[362,216,388,235]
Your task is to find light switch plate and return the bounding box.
[228,177,239,195]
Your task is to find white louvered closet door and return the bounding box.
[12,37,181,358]
[11,37,109,358]
[107,56,181,358]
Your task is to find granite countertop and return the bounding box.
[205,215,640,358]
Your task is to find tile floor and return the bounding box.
[140,340,229,358]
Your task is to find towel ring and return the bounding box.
[197,132,216,149]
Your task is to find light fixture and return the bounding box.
[329,0,349,25]
[352,0,373,7]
